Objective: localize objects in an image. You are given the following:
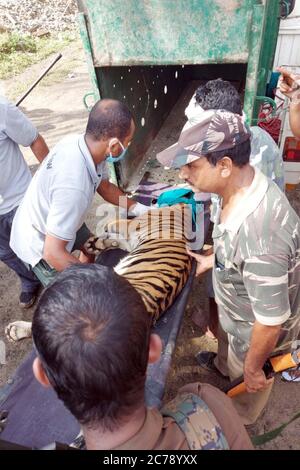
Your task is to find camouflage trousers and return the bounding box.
[214,325,273,426]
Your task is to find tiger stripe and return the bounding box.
[109,205,193,320]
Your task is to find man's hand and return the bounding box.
[186,249,214,276]
[97,179,135,209]
[243,366,274,393]
[243,321,281,393]
[277,67,300,100]
[43,234,80,271]
[78,251,95,264]
[128,202,155,217]
[277,67,300,139]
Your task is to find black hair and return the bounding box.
[195,78,243,115]
[86,98,133,141]
[194,79,249,166]
[32,264,151,431]
[206,139,251,167]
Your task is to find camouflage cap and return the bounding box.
[156,109,251,168]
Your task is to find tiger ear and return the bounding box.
[148,334,162,364]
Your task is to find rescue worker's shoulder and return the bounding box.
[166,382,253,450]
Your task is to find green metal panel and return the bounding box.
[78,12,100,102]
[94,63,248,188]
[243,3,264,123]
[78,0,254,66]
[96,65,187,186]
[77,0,281,187]
[256,0,281,97]
[78,11,118,185]
[252,0,281,123]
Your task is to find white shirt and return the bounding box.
[0,96,38,214]
[10,134,109,267]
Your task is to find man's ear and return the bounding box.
[218,156,232,178]
[33,357,51,388]
[148,333,163,364]
[108,137,121,156]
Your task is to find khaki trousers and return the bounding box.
[214,326,273,425]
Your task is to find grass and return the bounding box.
[0,31,77,80]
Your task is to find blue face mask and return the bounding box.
[106,139,128,163]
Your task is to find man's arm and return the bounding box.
[4,100,49,155]
[242,252,291,392]
[98,179,158,216]
[277,67,300,139]
[244,321,281,393]
[97,179,135,209]
[30,133,49,163]
[289,101,300,140]
[43,234,81,271]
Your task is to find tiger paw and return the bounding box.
[84,236,104,255]
[5,321,32,342]
[84,235,119,255]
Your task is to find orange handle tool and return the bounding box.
[226,349,300,398]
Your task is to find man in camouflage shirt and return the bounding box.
[183,78,285,342]
[184,79,285,190]
[157,110,300,424]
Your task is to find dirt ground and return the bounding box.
[0,39,299,450]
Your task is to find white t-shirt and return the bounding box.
[10,134,109,267]
[0,96,38,215]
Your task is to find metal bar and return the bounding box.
[15,53,62,107]
[77,12,100,102]
[243,4,264,124]
[252,0,281,121]
[256,0,281,98]
[244,1,281,124]
[77,11,118,186]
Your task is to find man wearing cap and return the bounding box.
[184,80,285,351]
[157,110,300,424]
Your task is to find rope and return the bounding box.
[252,410,300,446]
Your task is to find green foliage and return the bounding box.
[0,31,76,79]
[0,33,37,54]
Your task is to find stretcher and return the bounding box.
[0,181,209,448]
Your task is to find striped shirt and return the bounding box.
[212,169,300,359]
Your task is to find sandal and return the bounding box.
[281,365,300,382]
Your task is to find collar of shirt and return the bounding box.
[77,134,104,189]
[213,168,269,237]
[112,408,164,450]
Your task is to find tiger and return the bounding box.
[87,203,193,320]
[5,204,193,341]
